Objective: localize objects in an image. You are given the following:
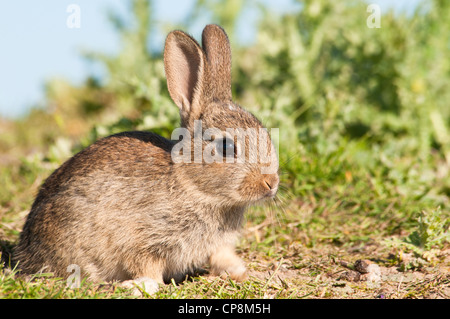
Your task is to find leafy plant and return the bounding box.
[1,0,450,299]
[384,207,450,270]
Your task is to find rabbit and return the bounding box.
[13,24,279,295]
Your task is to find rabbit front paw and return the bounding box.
[220,264,248,282]
[210,246,248,282]
[121,277,159,296]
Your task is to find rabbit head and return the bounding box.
[164,24,279,206]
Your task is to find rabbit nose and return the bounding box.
[263,174,279,197]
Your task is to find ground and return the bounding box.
[1,177,449,299]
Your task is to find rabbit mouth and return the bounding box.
[248,188,278,204]
[248,179,279,203]
[264,187,278,199]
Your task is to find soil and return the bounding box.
[244,246,450,299]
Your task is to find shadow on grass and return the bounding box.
[0,240,16,269]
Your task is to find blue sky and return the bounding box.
[0,0,421,119]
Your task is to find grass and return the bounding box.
[1,157,448,299]
[1,0,450,299]
[1,90,449,300]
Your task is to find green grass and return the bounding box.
[1,0,449,299]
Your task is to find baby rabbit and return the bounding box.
[14,24,279,294]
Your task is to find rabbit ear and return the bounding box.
[164,30,206,121]
[202,24,232,101]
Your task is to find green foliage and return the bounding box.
[384,207,450,270]
[408,208,450,251]
[80,0,179,143]
[1,0,450,299]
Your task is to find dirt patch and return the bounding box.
[243,246,450,299]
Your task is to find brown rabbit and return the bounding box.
[14,24,279,294]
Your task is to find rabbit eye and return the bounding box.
[216,138,235,158]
